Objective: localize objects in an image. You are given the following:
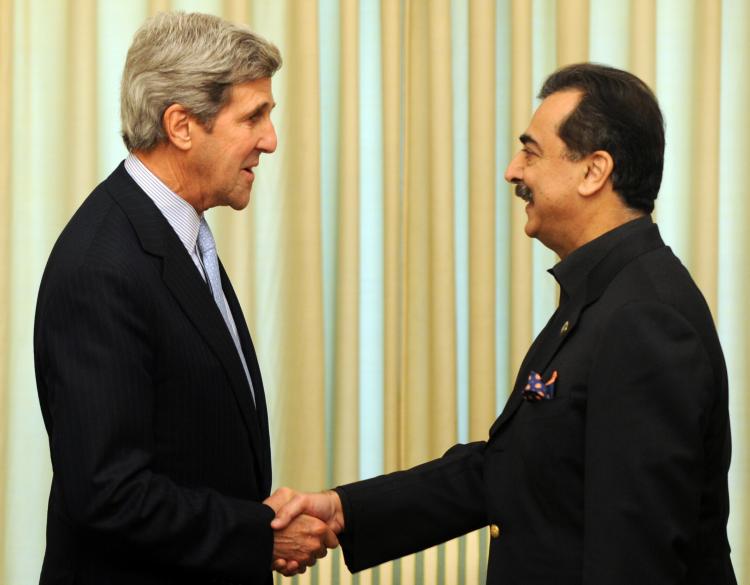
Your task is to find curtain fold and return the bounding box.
[331,0,360,489]
[630,0,656,87]
[267,0,327,493]
[425,0,457,462]
[509,0,534,390]
[380,0,403,478]
[0,0,13,575]
[468,0,497,442]
[402,0,457,469]
[719,0,750,579]
[557,0,589,63]
[690,0,721,315]
[66,0,98,209]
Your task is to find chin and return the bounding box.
[227,188,252,210]
[523,217,538,239]
[229,198,250,211]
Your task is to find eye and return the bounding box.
[246,110,264,125]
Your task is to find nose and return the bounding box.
[504,151,524,184]
[259,119,278,154]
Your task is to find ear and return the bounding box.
[162,104,193,151]
[578,150,614,197]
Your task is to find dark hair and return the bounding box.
[539,63,664,213]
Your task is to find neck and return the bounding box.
[133,148,204,213]
[557,202,645,259]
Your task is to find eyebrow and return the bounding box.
[519,133,541,151]
[244,101,276,120]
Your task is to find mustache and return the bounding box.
[514,182,533,203]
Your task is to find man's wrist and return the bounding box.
[325,489,345,531]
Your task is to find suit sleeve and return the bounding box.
[335,441,488,572]
[35,263,274,582]
[582,300,714,584]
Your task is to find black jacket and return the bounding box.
[34,163,274,585]
[336,218,736,585]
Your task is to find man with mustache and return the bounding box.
[33,12,335,585]
[269,63,736,584]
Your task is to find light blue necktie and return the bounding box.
[197,217,255,404]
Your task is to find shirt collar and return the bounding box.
[549,215,653,304]
[124,153,202,254]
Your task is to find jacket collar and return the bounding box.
[551,216,654,304]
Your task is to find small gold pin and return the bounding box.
[560,321,570,335]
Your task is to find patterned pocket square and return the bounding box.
[523,370,558,401]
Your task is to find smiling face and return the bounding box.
[188,77,277,211]
[504,90,589,257]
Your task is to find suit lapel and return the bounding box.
[105,164,266,475]
[488,305,570,436]
[489,224,665,438]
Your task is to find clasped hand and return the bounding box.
[264,487,345,577]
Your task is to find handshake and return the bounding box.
[264,487,345,577]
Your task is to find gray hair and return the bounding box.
[121,11,282,152]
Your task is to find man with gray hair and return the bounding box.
[33,12,334,585]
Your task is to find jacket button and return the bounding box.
[490,523,501,539]
[560,320,570,335]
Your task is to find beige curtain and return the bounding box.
[0,0,13,572]
[1,1,748,584]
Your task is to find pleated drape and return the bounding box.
[719,1,750,580]
[0,0,13,573]
[1,1,748,584]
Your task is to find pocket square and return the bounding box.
[523,370,558,401]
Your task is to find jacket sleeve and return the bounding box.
[336,441,488,572]
[35,262,274,582]
[582,300,716,584]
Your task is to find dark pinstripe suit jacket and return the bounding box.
[34,163,275,585]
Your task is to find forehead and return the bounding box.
[225,78,275,112]
[526,90,582,144]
